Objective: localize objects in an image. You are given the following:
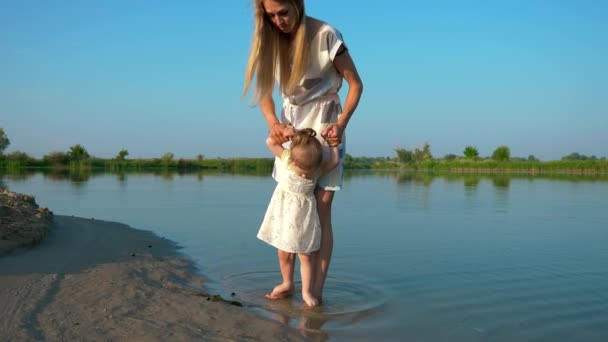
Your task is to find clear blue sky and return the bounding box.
[2,0,607,160]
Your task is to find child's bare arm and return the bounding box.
[321,145,340,175]
[266,136,285,158]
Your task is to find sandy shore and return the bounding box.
[0,215,309,341]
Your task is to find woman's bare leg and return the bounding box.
[299,253,318,307]
[313,188,335,301]
[265,249,295,299]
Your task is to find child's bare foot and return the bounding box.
[265,283,294,300]
[302,291,319,307]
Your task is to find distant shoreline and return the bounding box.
[2,158,607,176]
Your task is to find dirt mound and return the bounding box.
[0,189,53,255]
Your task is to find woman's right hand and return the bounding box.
[270,123,289,145]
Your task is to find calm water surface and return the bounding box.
[2,171,608,341]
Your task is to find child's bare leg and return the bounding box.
[266,249,295,299]
[298,252,318,307]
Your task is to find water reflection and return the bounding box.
[41,169,93,186]
[223,270,385,342]
[265,308,330,342]
[395,172,434,186]
[492,176,511,189]
[156,170,175,181]
[0,170,36,182]
[463,175,481,189]
[393,171,608,185]
[116,171,127,183]
[69,170,92,184]
[2,169,608,187]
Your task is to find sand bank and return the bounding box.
[0,215,308,341]
[0,189,53,256]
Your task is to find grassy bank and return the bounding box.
[399,159,608,174]
[1,156,607,175]
[0,157,275,173]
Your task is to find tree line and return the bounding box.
[394,143,606,163]
[393,143,607,174]
[1,128,606,173]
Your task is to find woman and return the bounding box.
[243,0,363,303]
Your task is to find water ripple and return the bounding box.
[219,270,386,329]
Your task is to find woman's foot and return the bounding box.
[313,289,323,305]
[265,283,294,300]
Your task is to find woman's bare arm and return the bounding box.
[322,49,363,145]
[260,96,290,144]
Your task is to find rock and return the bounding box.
[0,189,54,256]
[201,294,243,307]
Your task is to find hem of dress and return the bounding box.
[319,185,341,192]
[257,236,320,254]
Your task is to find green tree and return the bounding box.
[527,155,539,162]
[395,147,413,163]
[342,153,354,168]
[463,146,479,159]
[562,152,582,160]
[492,145,511,161]
[6,151,33,164]
[560,152,598,161]
[413,143,433,162]
[116,149,129,161]
[68,144,90,161]
[44,151,69,165]
[160,152,174,168]
[0,128,10,155]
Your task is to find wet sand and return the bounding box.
[0,215,308,341]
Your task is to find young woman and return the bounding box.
[243,0,363,302]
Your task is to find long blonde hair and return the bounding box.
[242,0,311,103]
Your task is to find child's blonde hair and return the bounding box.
[290,128,323,173]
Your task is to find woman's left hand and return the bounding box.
[283,124,296,140]
[321,123,343,147]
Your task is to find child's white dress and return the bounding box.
[257,150,321,254]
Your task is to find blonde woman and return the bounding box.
[243,0,363,303]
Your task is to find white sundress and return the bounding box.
[258,150,321,254]
[273,21,347,191]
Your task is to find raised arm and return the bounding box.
[321,145,340,175]
[265,136,286,158]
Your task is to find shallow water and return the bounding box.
[3,170,608,341]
